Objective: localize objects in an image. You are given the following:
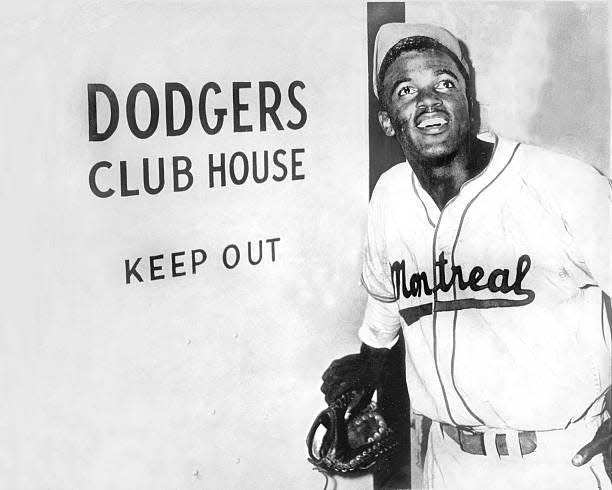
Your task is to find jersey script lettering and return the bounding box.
[390,253,535,326]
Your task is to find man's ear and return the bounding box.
[378,111,396,137]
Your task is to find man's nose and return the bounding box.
[416,89,442,110]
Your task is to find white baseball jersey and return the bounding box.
[359,135,611,431]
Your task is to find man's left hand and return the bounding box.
[572,388,611,481]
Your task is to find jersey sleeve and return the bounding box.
[558,163,612,295]
[361,183,397,302]
[358,294,401,349]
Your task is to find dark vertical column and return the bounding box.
[368,2,406,197]
[374,331,412,490]
[368,7,412,490]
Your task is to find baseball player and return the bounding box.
[321,23,611,489]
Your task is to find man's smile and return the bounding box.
[415,111,450,134]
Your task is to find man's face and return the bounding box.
[378,49,469,162]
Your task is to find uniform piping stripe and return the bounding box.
[602,292,612,346]
[451,312,485,425]
[360,274,397,303]
[431,200,459,426]
[590,466,602,490]
[448,140,520,426]
[412,172,436,228]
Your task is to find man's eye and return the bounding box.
[397,85,417,97]
[435,79,455,91]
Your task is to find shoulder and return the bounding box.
[370,162,413,207]
[506,139,610,216]
[372,161,412,194]
[512,141,607,188]
[365,162,415,231]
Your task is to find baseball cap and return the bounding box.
[373,23,469,99]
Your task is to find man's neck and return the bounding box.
[407,137,493,210]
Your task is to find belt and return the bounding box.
[441,423,537,456]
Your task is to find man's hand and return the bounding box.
[572,388,611,481]
[320,343,390,405]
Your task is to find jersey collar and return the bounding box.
[410,134,519,225]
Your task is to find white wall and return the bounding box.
[1,2,370,489]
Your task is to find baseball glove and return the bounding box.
[306,388,399,474]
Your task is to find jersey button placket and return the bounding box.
[433,207,460,425]
[434,201,481,427]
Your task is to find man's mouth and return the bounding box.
[416,113,449,130]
